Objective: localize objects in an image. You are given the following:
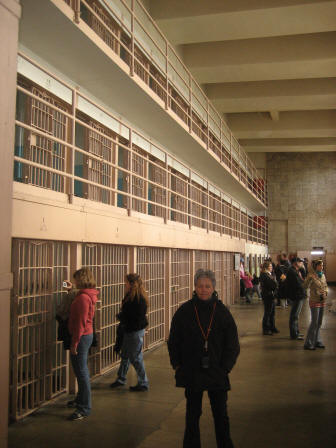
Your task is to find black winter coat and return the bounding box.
[168,293,240,391]
[118,294,148,333]
[274,262,290,299]
[286,267,306,301]
[260,272,277,300]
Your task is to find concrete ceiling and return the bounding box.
[148,0,336,153]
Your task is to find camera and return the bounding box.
[201,355,209,369]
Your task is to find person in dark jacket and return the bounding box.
[274,253,290,307]
[66,268,99,420]
[168,269,240,448]
[260,260,278,335]
[110,273,149,391]
[286,257,306,340]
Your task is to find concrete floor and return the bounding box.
[9,287,336,448]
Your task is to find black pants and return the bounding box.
[262,298,275,332]
[183,388,234,448]
[289,299,304,338]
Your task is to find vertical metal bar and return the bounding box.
[164,248,170,338]
[130,0,135,77]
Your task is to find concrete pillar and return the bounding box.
[0,0,21,446]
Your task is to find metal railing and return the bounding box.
[59,0,267,205]
[14,57,268,245]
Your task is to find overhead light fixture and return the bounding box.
[311,250,324,255]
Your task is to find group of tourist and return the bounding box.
[241,254,328,351]
[56,255,327,447]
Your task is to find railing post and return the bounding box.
[128,129,133,216]
[165,41,169,110]
[130,0,135,77]
[74,0,80,24]
[206,99,209,150]
[165,153,169,224]
[69,89,77,203]
[188,169,192,229]
[230,134,233,173]
[189,73,192,133]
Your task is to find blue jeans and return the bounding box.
[305,307,324,348]
[289,299,304,338]
[70,333,93,416]
[117,329,149,387]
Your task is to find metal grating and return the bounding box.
[148,155,166,218]
[212,252,223,300]
[10,240,69,420]
[15,78,69,193]
[190,181,208,229]
[131,146,147,214]
[170,249,190,319]
[136,247,165,349]
[170,169,189,225]
[194,250,210,273]
[100,245,128,372]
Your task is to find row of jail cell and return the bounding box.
[11,240,69,420]
[11,239,242,420]
[15,74,268,244]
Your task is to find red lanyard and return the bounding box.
[194,302,217,351]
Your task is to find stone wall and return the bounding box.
[266,152,336,255]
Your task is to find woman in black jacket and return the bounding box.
[260,260,278,335]
[110,273,149,391]
[168,269,240,448]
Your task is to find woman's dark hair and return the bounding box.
[312,259,323,271]
[262,261,272,272]
[73,267,96,288]
[125,273,149,305]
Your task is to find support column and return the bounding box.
[0,0,21,446]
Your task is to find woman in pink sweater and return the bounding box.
[240,271,253,303]
[66,268,99,420]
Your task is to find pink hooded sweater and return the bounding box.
[68,288,99,350]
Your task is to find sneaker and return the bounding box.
[67,411,87,421]
[110,380,125,389]
[129,385,148,392]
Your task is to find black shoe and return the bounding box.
[67,411,87,421]
[263,330,273,335]
[110,380,125,389]
[291,336,304,340]
[315,343,325,349]
[272,328,280,334]
[129,385,148,392]
[304,346,315,351]
[67,400,77,408]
